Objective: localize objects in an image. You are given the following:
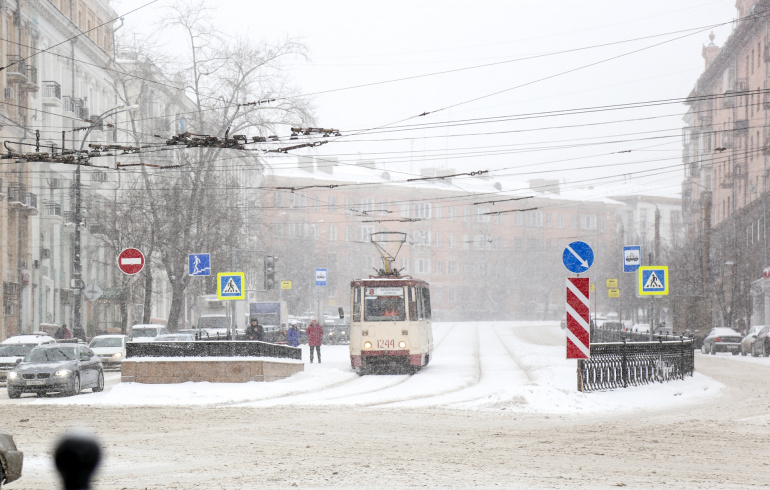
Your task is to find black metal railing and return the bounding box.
[42,81,61,99]
[578,339,694,392]
[126,340,301,360]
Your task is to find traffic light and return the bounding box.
[264,255,276,289]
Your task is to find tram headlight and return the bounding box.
[398,341,407,349]
[364,341,372,349]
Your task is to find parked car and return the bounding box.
[88,334,127,369]
[0,430,23,487]
[740,325,765,356]
[0,334,57,382]
[701,327,743,355]
[631,323,651,333]
[750,325,770,357]
[154,334,196,342]
[600,321,624,331]
[128,324,168,342]
[6,344,104,398]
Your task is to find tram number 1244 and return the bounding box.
[377,339,396,349]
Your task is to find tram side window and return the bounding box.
[419,288,430,320]
[408,287,418,321]
[365,295,405,321]
[352,287,362,322]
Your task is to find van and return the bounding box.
[128,324,168,342]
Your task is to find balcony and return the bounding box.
[6,55,26,84]
[77,106,89,120]
[7,186,38,215]
[42,81,62,107]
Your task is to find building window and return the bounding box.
[345,197,352,215]
[546,213,552,228]
[462,234,469,250]
[359,225,375,242]
[415,258,431,274]
[434,232,441,248]
[526,210,543,227]
[558,214,565,228]
[447,287,456,302]
[580,214,597,230]
[447,261,457,275]
[401,257,409,273]
[571,215,577,229]
[434,260,443,275]
[329,224,337,241]
[434,205,442,219]
[448,233,456,249]
[401,203,410,217]
[413,230,431,246]
[345,226,351,242]
[360,198,375,214]
[414,202,431,219]
[515,213,523,226]
[476,207,491,222]
[448,206,457,220]
[493,212,502,224]
[327,196,337,212]
[463,207,470,223]
[273,192,282,208]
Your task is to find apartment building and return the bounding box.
[258,158,623,322]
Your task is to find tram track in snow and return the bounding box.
[216,323,464,407]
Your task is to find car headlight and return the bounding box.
[55,369,73,377]
[7,371,18,380]
[364,341,372,349]
[112,352,123,358]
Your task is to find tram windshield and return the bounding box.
[364,287,406,322]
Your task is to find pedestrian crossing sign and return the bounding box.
[217,272,245,300]
[638,266,668,296]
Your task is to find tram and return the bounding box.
[349,232,433,375]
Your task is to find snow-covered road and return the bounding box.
[3,321,770,489]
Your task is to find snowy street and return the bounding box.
[3,322,770,488]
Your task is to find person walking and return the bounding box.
[246,317,264,341]
[306,318,323,363]
[287,323,299,347]
[55,324,67,340]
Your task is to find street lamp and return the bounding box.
[72,104,138,336]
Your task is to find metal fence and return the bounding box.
[126,341,301,360]
[578,338,694,392]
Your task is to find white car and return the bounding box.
[128,324,168,342]
[89,334,128,369]
[741,325,764,356]
[0,334,57,381]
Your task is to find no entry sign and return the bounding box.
[566,277,590,359]
[118,248,145,275]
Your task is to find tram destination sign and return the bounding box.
[365,287,404,297]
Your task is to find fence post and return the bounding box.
[621,338,628,388]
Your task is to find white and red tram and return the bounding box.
[349,276,433,375]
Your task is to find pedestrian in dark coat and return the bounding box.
[306,318,323,363]
[287,324,299,347]
[246,318,264,341]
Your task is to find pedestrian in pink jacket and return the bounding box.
[306,318,323,363]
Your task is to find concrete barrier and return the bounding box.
[121,357,303,383]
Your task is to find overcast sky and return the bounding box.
[115,0,737,197]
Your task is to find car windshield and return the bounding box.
[132,328,158,338]
[90,338,124,348]
[0,344,35,357]
[25,346,76,362]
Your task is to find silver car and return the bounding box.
[6,344,104,398]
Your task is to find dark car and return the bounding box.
[750,325,770,357]
[0,430,22,486]
[701,327,742,355]
[325,321,350,345]
[6,344,104,398]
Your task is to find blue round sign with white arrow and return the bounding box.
[562,241,594,274]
